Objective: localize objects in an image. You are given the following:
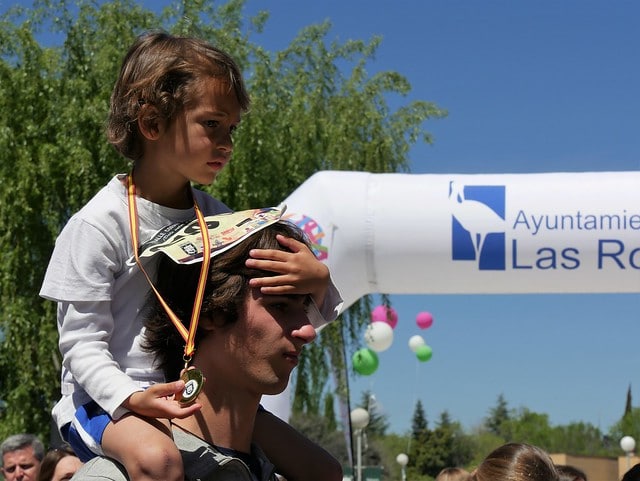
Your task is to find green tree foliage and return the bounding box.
[549,421,606,456]
[355,398,616,481]
[409,410,473,479]
[484,393,511,437]
[482,401,609,457]
[436,412,473,469]
[0,0,156,441]
[323,392,337,432]
[467,427,505,467]
[408,400,430,478]
[291,330,329,415]
[624,385,633,417]
[501,408,564,450]
[0,0,444,442]
[357,391,390,437]
[330,393,629,481]
[608,407,640,452]
[375,433,412,481]
[411,399,429,439]
[290,411,349,466]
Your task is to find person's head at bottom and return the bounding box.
[556,464,587,481]
[622,463,640,481]
[436,467,470,481]
[471,443,559,481]
[37,445,83,481]
[1,434,45,481]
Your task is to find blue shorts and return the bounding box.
[63,401,112,462]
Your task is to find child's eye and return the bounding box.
[229,125,238,135]
[204,120,219,128]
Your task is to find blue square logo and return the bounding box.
[450,181,506,270]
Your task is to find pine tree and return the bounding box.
[411,399,428,439]
[407,399,430,477]
[408,408,473,478]
[485,394,510,437]
[625,384,633,417]
[358,390,390,437]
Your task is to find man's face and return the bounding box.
[202,288,317,397]
[1,446,40,481]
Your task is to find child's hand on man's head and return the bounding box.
[246,234,329,307]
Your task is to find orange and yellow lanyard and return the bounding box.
[126,173,211,365]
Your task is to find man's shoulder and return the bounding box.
[71,431,218,481]
[72,429,277,481]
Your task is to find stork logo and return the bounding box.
[450,181,506,270]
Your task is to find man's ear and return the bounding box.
[137,104,163,140]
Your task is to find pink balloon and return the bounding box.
[371,305,398,329]
[416,311,433,330]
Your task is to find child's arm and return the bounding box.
[253,408,343,481]
[60,301,200,421]
[246,234,330,307]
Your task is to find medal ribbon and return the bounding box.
[126,173,211,363]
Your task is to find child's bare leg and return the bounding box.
[102,414,183,481]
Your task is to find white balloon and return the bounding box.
[350,407,370,429]
[396,453,409,467]
[364,322,394,352]
[408,334,426,353]
[620,435,636,453]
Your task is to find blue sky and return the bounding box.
[237,0,640,437]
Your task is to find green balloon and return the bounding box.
[352,348,379,376]
[416,344,433,362]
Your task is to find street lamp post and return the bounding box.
[620,435,636,470]
[396,453,408,481]
[351,408,370,481]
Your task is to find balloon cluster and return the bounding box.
[352,305,435,376]
[410,311,433,362]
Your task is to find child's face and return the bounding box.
[153,77,242,186]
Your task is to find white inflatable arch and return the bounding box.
[262,170,640,416]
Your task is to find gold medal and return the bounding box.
[178,368,204,406]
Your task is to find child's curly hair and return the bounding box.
[107,31,250,162]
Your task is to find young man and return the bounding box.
[72,219,341,481]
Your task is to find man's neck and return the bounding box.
[173,398,259,453]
